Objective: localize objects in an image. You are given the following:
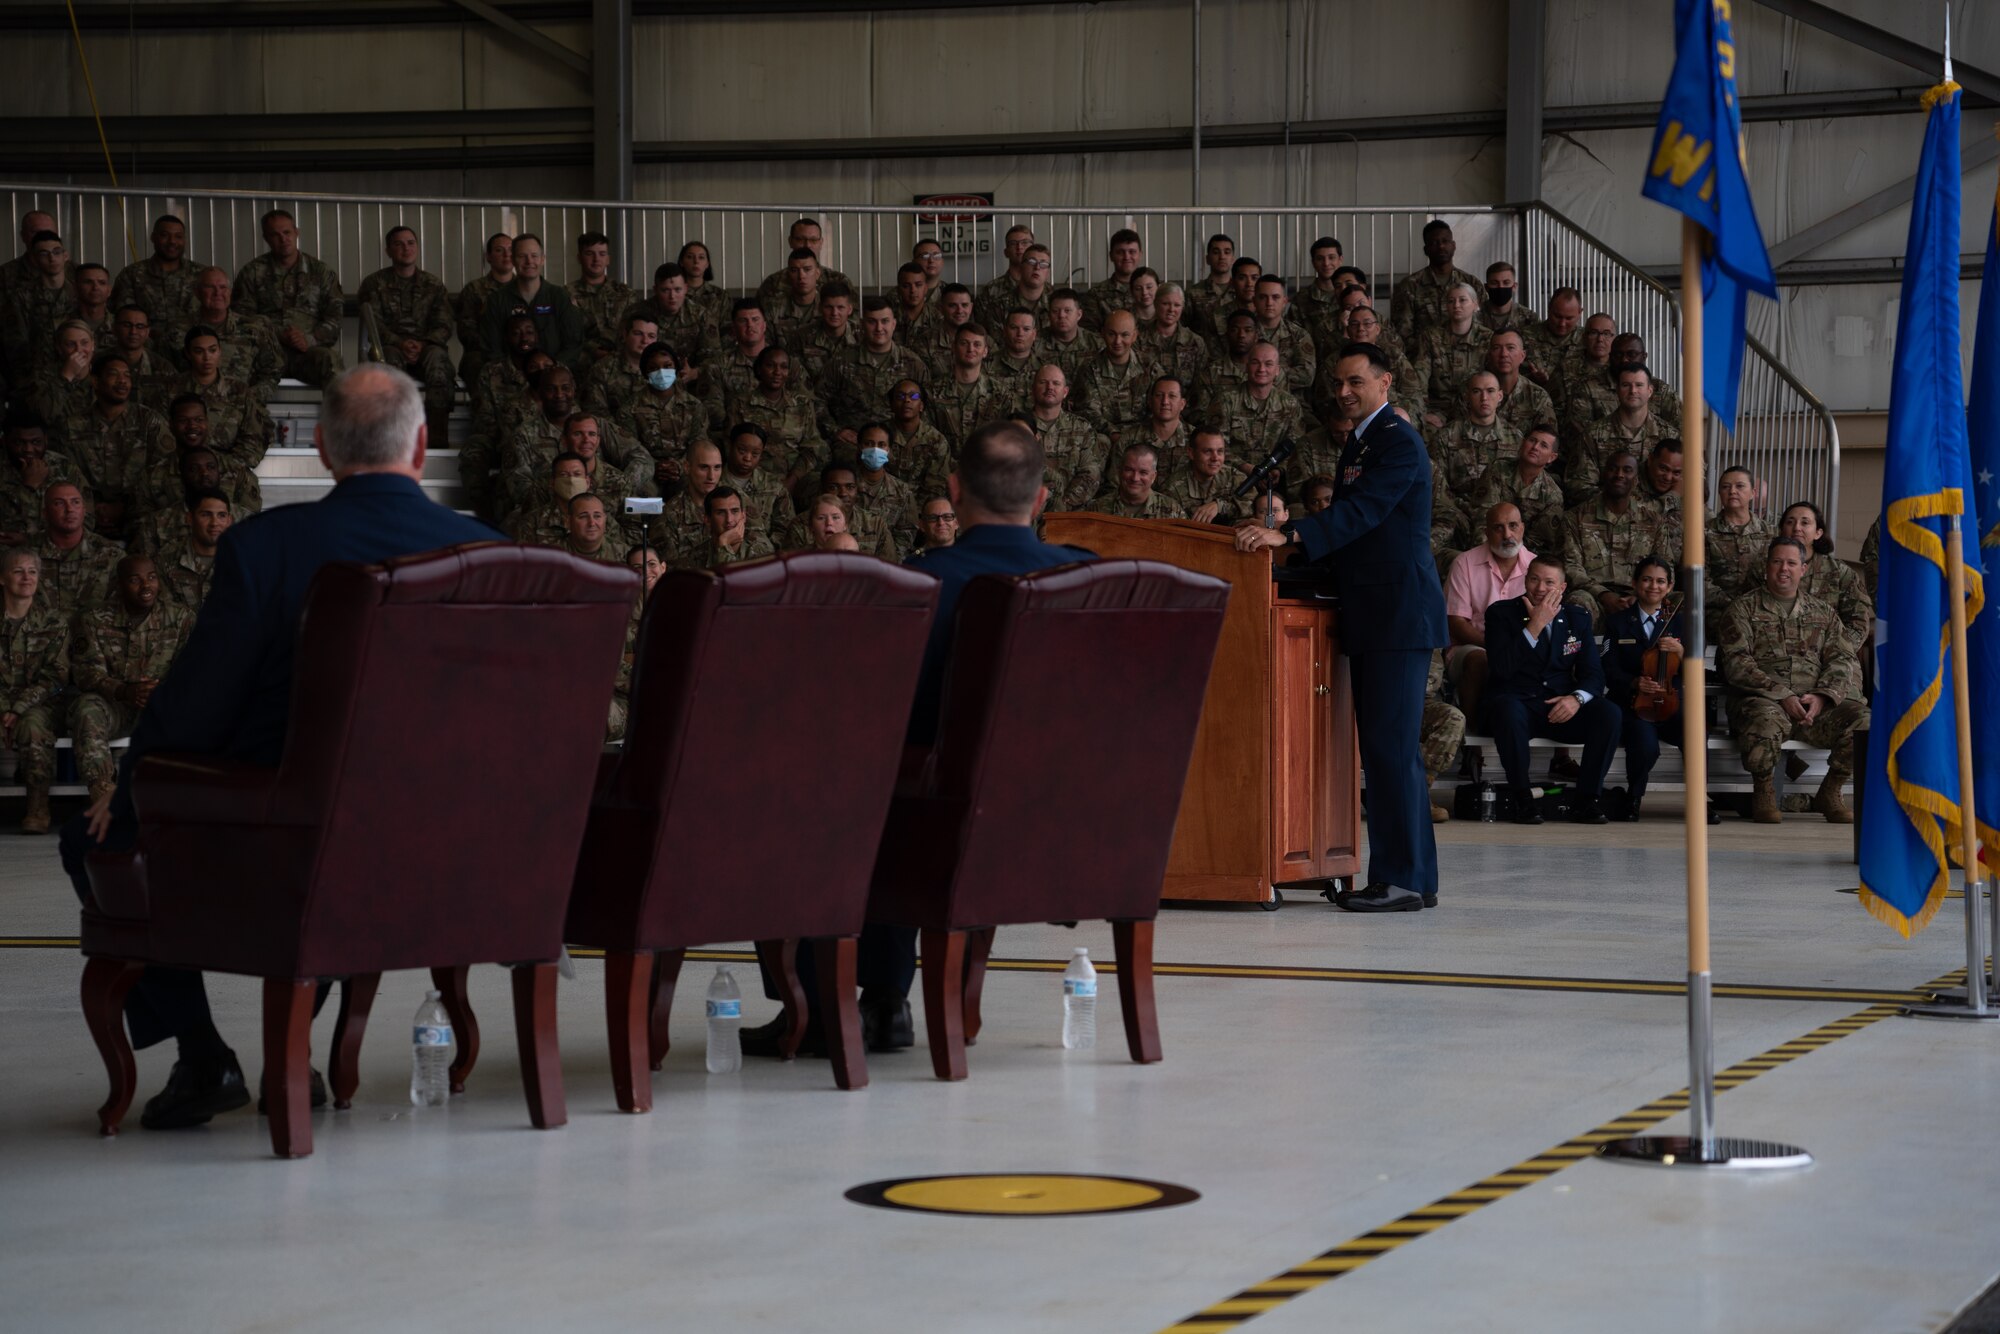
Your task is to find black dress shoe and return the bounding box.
[1706,799,1722,825]
[1568,800,1610,825]
[1510,806,1545,825]
[1337,883,1427,913]
[141,1053,251,1130]
[257,1066,328,1115]
[740,1013,823,1060]
[860,995,915,1052]
[1616,797,1643,823]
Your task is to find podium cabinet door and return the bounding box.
[1314,617,1362,879]
[1270,607,1323,881]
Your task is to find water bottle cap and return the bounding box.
[424,989,441,999]
[1074,947,1088,956]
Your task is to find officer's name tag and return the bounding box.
[1615,637,1637,644]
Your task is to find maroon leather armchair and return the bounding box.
[564,552,938,1110]
[865,559,1229,1080]
[81,545,635,1157]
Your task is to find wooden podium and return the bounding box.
[1041,514,1361,906]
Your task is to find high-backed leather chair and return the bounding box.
[564,552,938,1110]
[81,545,634,1157]
[865,560,1229,1080]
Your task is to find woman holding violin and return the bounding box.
[1603,555,1718,823]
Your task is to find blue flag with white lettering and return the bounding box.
[1967,182,2000,880]
[1859,83,1985,936]
[1641,0,1776,426]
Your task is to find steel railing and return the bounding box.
[1521,203,1840,537]
[4,181,1836,530]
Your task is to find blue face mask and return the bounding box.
[646,367,678,392]
[859,446,890,472]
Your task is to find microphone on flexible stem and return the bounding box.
[1233,438,1297,498]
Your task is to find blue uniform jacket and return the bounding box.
[902,522,1095,745]
[115,473,499,820]
[1287,406,1447,654]
[1601,602,1688,708]
[1482,597,1606,703]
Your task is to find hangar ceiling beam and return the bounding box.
[440,0,591,75]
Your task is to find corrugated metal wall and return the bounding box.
[2,0,1990,409]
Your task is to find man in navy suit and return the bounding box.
[745,419,1094,1056]
[1481,553,1620,824]
[1236,343,1448,912]
[60,365,499,1129]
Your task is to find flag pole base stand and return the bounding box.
[1900,997,2000,1020]
[1596,1136,1812,1170]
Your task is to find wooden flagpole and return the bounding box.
[1678,218,1717,1158]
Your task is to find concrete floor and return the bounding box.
[1,799,1994,1334]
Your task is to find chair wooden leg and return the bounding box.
[604,950,653,1113]
[1112,919,1162,1064]
[81,958,144,1137]
[961,927,995,1046]
[430,965,479,1094]
[755,938,807,1059]
[511,963,566,1130]
[263,979,317,1158]
[814,937,868,1091]
[920,928,968,1081]
[329,972,380,1109]
[648,949,683,1072]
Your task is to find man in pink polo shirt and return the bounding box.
[1444,501,1533,726]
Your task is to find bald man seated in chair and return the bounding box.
[59,365,499,1131]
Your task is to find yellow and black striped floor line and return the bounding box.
[0,937,1932,1006]
[1154,972,1965,1333]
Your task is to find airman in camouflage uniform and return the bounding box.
[232,212,344,387]
[35,486,125,619]
[888,390,956,503]
[358,230,457,429]
[1080,230,1145,330]
[1718,538,1869,822]
[1411,317,1493,422]
[3,241,78,378]
[1430,372,1519,499]
[1858,516,1881,597]
[496,389,576,518]
[1421,649,1467,821]
[788,287,859,401]
[1020,366,1110,511]
[1142,310,1211,412]
[718,429,798,543]
[56,359,174,532]
[1,548,70,833]
[627,366,707,492]
[1561,451,1680,616]
[1388,221,1482,342]
[184,275,285,401]
[700,327,768,436]
[1249,277,1317,395]
[154,490,231,614]
[1331,305,1426,421]
[753,219,849,306]
[759,250,824,350]
[823,305,932,440]
[0,418,89,546]
[1203,343,1303,465]
[629,266,719,381]
[548,492,632,565]
[1430,458,1473,562]
[851,449,921,559]
[567,266,637,364]
[727,353,829,491]
[1471,428,1567,556]
[649,442,726,565]
[1071,314,1160,443]
[454,231,515,383]
[1286,410,1350,495]
[1086,443,1184,519]
[1574,370,1674,504]
[1798,551,1873,655]
[1156,429,1240,522]
[582,328,653,442]
[111,216,205,350]
[66,555,191,796]
[1043,289,1103,379]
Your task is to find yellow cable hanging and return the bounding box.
[63,0,136,263]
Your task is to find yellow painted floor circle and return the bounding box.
[847,1174,1198,1216]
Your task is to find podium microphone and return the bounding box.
[1234,438,1296,497]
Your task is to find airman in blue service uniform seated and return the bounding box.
[1601,553,1714,823]
[1481,552,1620,824]
[1235,342,1447,913]
[745,418,1094,1057]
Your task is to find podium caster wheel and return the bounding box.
[1260,888,1283,912]
[1321,878,1349,904]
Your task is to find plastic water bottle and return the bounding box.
[410,990,453,1107]
[705,965,742,1074]
[1062,948,1097,1050]
[1480,786,1497,822]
